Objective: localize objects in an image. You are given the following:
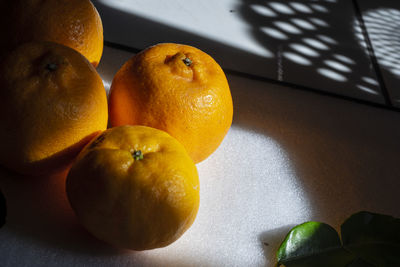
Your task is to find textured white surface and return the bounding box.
[0,46,399,266]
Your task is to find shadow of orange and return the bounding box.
[0,165,127,256]
[0,130,135,256]
[13,131,102,176]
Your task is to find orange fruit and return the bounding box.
[0,0,103,67]
[108,43,233,163]
[0,41,108,175]
[66,125,200,250]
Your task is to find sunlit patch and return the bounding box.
[102,80,111,93]
[290,43,319,57]
[362,76,379,86]
[317,68,347,82]
[309,17,329,27]
[261,27,288,40]
[195,125,311,267]
[283,52,312,66]
[289,2,313,13]
[310,4,329,13]
[357,85,379,95]
[250,4,277,17]
[269,2,295,15]
[302,38,329,50]
[317,35,337,45]
[274,21,302,34]
[290,18,316,30]
[324,60,351,73]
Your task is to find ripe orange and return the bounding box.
[0,41,108,175]
[108,43,233,163]
[66,125,200,250]
[0,0,103,67]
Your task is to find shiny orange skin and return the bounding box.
[108,43,233,163]
[66,125,200,250]
[0,0,103,67]
[0,41,108,175]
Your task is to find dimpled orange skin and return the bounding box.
[66,125,200,251]
[108,43,233,163]
[0,41,108,175]
[0,0,103,67]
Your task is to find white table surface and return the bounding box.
[1,1,400,266]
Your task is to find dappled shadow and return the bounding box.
[355,6,400,106]
[361,8,400,77]
[238,0,384,102]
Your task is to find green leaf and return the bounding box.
[275,211,400,267]
[341,211,400,267]
[277,221,354,267]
